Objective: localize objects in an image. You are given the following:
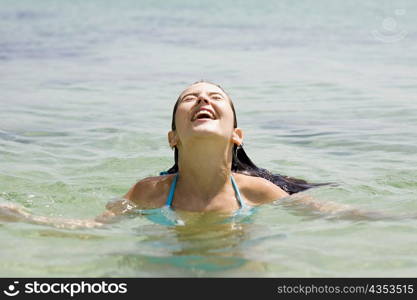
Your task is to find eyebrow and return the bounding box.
[208,92,224,97]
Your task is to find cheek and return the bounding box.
[174,106,191,129]
[220,105,235,127]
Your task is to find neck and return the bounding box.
[176,139,234,204]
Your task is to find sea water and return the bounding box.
[1,0,417,277]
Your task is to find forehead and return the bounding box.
[179,82,226,98]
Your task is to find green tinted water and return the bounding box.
[1,0,417,276]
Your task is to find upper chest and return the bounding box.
[134,173,268,210]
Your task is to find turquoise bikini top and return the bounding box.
[149,171,252,226]
[160,172,248,210]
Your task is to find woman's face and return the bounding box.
[169,82,242,149]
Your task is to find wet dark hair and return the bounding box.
[161,80,329,195]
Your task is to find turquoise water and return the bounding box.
[1,0,417,277]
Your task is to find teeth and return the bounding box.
[193,110,214,121]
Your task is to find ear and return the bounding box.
[231,127,244,146]
[168,130,178,149]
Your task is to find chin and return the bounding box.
[191,128,219,136]
[187,120,229,139]
[190,126,225,139]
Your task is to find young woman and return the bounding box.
[0,81,391,229]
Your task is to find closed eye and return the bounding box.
[181,92,224,102]
[209,93,224,100]
[182,95,197,102]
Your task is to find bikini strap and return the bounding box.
[231,174,246,209]
[165,173,246,209]
[165,173,178,207]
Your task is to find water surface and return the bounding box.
[1,0,417,277]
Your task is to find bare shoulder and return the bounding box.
[123,174,174,209]
[233,173,289,206]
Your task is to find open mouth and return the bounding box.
[191,110,216,122]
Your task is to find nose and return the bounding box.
[196,93,210,104]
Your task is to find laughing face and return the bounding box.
[168,82,242,150]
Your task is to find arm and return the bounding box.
[278,194,406,221]
[0,202,103,229]
[0,197,139,230]
[0,176,159,229]
[0,177,160,229]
